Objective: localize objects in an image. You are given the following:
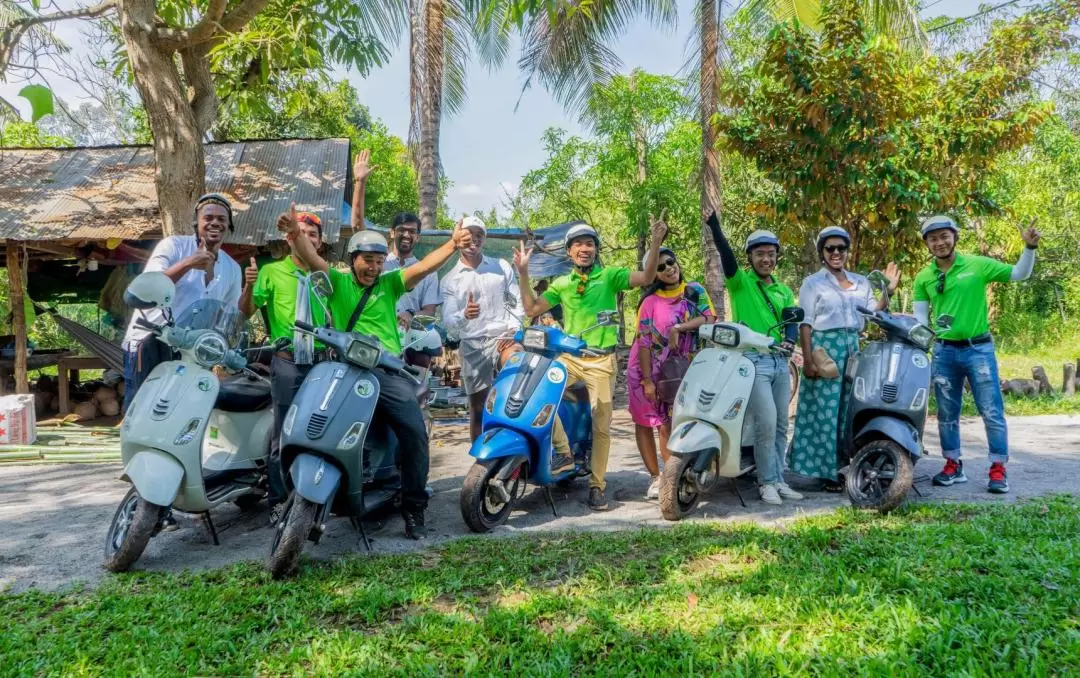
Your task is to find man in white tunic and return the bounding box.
[439,216,525,441]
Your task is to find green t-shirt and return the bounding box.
[724,268,796,342]
[913,254,1013,340]
[543,266,632,349]
[326,267,407,354]
[250,257,329,342]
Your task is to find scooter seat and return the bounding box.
[215,373,272,412]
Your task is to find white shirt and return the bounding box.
[799,268,875,331]
[439,255,523,340]
[384,253,440,315]
[123,235,243,348]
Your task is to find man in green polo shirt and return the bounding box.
[705,212,803,507]
[913,215,1040,495]
[278,207,470,538]
[240,210,333,519]
[516,216,668,510]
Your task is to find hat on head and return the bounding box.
[461,215,486,235]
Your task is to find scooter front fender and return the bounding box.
[469,427,532,463]
[855,416,922,459]
[121,450,184,507]
[289,453,342,506]
[668,420,723,457]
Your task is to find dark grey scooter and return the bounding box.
[838,272,950,512]
[267,272,422,579]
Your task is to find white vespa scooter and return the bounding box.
[104,272,274,572]
[659,307,804,520]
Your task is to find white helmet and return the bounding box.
[920,215,958,238]
[816,226,851,252]
[346,230,389,257]
[745,229,781,254]
[564,223,600,252]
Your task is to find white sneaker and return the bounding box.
[646,477,660,499]
[777,482,804,500]
[759,484,783,505]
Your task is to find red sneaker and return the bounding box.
[988,463,1009,494]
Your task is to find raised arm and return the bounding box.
[403,226,467,291]
[629,211,669,288]
[706,211,739,279]
[513,241,552,318]
[278,203,329,273]
[350,149,376,232]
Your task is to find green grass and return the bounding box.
[3,498,1079,675]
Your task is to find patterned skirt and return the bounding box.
[788,328,860,481]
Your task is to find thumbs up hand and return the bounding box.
[277,202,300,237]
[464,291,481,320]
[244,257,258,286]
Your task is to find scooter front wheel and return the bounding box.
[846,440,914,513]
[460,460,521,533]
[267,494,318,579]
[103,487,163,573]
[659,456,701,521]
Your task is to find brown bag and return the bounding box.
[811,347,840,378]
[656,348,691,403]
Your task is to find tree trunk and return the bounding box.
[417,0,444,232]
[7,243,28,394]
[632,73,648,266]
[119,0,206,238]
[1032,365,1053,395]
[699,0,725,318]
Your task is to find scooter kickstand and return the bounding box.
[201,512,220,546]
[350,515,372,551]
[544,487,559,518]
[730,479,747,508]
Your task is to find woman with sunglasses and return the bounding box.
[788,226,899,491]
[628,248,715,499]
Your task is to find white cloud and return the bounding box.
[455,184,484,196]
[498,181,518,196]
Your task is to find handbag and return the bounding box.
[811,347,840,379]
[656,346,690,404]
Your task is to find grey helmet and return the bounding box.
[816,225,851,252]
[745,229,781,254]
[564,223,601,252]
[346,230,389,258]
[920,215,959,238]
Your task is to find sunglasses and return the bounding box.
[936,270,946,295]
[298,214,322,227]
[823,245,848,254]
[656,258,678,273]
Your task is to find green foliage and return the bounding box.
[358,121,420,227]
[0,119,71,148]
[716,0,1080,276]
[3,498,1079,673]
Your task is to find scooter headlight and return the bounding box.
[712,325,740,346]
[345,339,380,368]
[192,333,228,368]
[523,328,547,350]
[908,324,934,351]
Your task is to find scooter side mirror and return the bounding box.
[124,272,175,311]
[867,270,889,293]
[780,307,804,324]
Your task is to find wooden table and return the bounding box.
[0,349,73,396]
[58,356,108,415]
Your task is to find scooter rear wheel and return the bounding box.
[460,460,520,533]
[846,440,914,513]
[267,494,318,579]
[103,487,163,573]
[659,456,701,521]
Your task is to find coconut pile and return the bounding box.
[32,375,123,421]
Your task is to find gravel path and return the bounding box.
[2,412,1078,593]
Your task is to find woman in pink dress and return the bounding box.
[628,248,715,499]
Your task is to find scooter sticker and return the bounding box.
[175,365,186,375]
[912,354,929,369]
[738,365,750,377]
[547,367,565,384]
[354,379,375,398]
[197,378,212,392]
[507,353,522,365]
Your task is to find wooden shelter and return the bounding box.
[0,138,352,393]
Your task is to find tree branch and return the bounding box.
[179,44,219,136]
[0,0,116,74]
[155,0,269,51]
[218,0,272,35]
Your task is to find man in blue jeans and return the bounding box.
[913,215,1040,494]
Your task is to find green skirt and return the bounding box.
[788,328,860,481]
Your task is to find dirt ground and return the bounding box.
[2,412,1078,593]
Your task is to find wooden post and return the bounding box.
[1032,365,1053,395]
[7,243,28,394]
[1065,362,1077,397]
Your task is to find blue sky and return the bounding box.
[3,0,986,217]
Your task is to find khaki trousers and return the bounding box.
[550,353,617,491]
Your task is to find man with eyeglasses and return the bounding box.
[515,215,667,510]
[913,215,1040,494]
[705,212,803,506]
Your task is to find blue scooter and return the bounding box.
[459,311,619,532]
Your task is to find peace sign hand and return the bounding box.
[513,240,534,276]
[649,208,668,245]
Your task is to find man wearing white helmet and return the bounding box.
[514,214,668,510]
[279,209,472,539]
[705,212,802,506]
[913,214,1040,494]
[439,215,526,441]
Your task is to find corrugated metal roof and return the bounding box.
[0,138,350,245]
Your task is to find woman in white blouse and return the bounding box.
[788,226,899,490]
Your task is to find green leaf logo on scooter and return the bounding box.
[105,272,274,572]
[660,306,804,520]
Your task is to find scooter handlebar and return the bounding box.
[134,316,159,332]
[294,320,315,333]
